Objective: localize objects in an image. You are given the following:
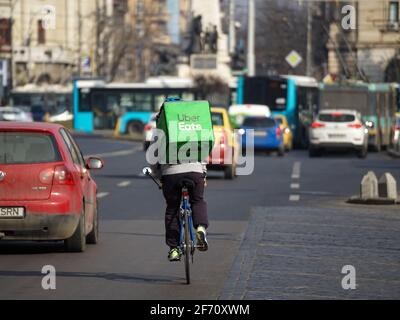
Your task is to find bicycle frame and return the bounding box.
[179,187,195,255]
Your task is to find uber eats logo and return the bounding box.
[177,114,202,131]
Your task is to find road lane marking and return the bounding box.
[289,195,300,201]
[97,192,109,199]
[291,161,301,179]
[300,191,332,195]
[89,146,141,159]
[117,181,131,187]
[291,183,300,189]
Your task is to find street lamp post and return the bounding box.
[247,0,255,76]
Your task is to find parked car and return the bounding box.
[240,116,284,156]
[207,107,239,179]
[0,122,104,252]
[0,106,33,122]
[274,114,293,151]
[309,109,368,158]
[143,112,158,151]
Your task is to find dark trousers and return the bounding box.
[162,172,209,248]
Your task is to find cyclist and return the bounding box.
[150,97,209,262]
[151,162,209,261]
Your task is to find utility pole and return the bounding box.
[9,0,15,90]
[306,1,312,77]
[77,0,82,76]
[247,0,255,76]
[229,0,236,55]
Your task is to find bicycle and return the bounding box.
[142,167,197,285]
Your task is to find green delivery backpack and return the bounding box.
[156,100,215,163]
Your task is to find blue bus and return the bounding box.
[236,75,319,148]
[73,77,201,134]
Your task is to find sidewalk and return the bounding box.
[220,203,400,300]
[388,148,400,158]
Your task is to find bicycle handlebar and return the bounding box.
[144,169,162,190]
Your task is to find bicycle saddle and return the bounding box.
[179,178,195,189]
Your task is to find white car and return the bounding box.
[0,106,33,122]
[48,109,73,122]
[229,104,271,127]
[309,109,368,158]
[143,113,158,151]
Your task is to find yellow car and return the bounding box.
[208,107,239,179]
[274,115,293,151]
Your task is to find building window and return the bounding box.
[389,1,399,23]
[38,20,46,44]
[0,18,11,48]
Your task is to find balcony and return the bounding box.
[13,46,75,64]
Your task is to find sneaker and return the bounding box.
[196,225,208,252]
[168,247,182,261]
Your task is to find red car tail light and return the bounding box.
[311,122,326,129]
[144,124,152,131]
[54,165,75,185]
[276,127,281,138]
[348,123,362,129]
[39,168,55,185]
[220,131,227,149]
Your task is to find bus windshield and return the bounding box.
[243,78,287,111]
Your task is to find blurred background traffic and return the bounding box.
[1,1,400,157]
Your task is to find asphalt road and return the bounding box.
[1,136,399,299]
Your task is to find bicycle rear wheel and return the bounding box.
[183,213,191,284]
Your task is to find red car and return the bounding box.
[0,122,103,252]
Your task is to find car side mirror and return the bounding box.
[86,157,104,170]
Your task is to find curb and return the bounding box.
[387,148,400,158]
[347,196,398,205]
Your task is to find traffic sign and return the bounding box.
[286,50,302,68]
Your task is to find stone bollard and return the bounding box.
[378,173,397,200]
[360,171,378,200]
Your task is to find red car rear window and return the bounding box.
[0,132,62,164]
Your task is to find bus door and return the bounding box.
[91,91,118,130]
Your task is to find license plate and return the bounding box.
[255,131,267,137]
[0,207,25,219]
[328,134,346,138]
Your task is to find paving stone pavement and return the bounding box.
[220,205,400,300]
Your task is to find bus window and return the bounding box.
[92,92,106,112]
[130,93,152,112]
[243,77,287,111]
[79,88,91,112]
[154,94,166,110]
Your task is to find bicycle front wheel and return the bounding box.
[184,213,191,285]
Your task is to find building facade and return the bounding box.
[0,0,105,88]
[328,0,400,82]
